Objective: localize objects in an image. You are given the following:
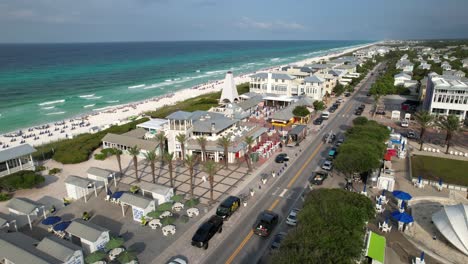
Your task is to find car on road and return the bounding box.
[313,117,324,125]
[311,171,329,185]
[216,196,241,220]
[321,160,333,171]
[335,138,345,147]
[354,109,363,116]
[400,120,409,127]
[191,215,223,249]
[328,147,338,158]
[406,130,418,139]
[286,208,300,226]
[270,232,288,250]
[344,92,351,97]
[253,210,279,237]
[275,153,289,163]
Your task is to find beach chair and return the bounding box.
[105,195,110,202]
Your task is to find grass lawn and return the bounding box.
[411,155,468,186]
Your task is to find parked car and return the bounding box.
[329,107,336,113]
[253,211,279,237]
[335,138,345,147]
[344,92,351,97]
[358,104,366,110]
[333,103,340,108]
[406,130,418,139]
[270,232,288,250]
[311,171,329,185]
[321,160,333,171]
[191,215,223,249]
[323,132,336,143]
[375,109,386,115]
[354,109,363,116]
[167,258,188,264]
[275,153,289,163]
[313,117,324,125]
[286,208,300,226]
[400,120,409,127]
[321,111,330,120]
[216,196,241,220]
[328,147,338,158]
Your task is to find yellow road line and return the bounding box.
[225,142,324,264]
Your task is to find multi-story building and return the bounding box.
[249,72,299,96]
[423,73,468,121]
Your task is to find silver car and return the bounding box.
[286,208,300,226]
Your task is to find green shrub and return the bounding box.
[185,198,200,208]
[33,118,148,164]
[0,170,45,191]
[94,153,106,160]
[35,165,46,172]
[0,193,11,201]
[101,148,115,157]
[48,168,62,175]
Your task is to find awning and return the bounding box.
[365,231,386,264]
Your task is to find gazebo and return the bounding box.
[6,197,46,230]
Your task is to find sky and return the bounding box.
[0,0,467,43]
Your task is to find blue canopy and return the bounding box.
[392,190,412,201]
[112,191,125,199]
[41,216,61,226]
[391,211,414,223]
[53,221,71,231]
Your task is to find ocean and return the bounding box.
[0,40,370,133]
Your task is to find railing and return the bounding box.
[411,177,468,192]
[0,163,34,178]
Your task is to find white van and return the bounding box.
[321,111,330,120]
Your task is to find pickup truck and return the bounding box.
[310,171,329,186]
[253,211,279,237]
[191,215,223,249]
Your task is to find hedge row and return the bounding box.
[0,170,45,192]
[33,118,148,164]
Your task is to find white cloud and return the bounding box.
[238,17,305,31]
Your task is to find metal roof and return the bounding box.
[193,118,237,134]
[235,96,263,111]
[251,72,295,80]
[304,75,324,83]
[0,232,61,264]
[138,181,173,196]
[66,219,109,242]
[102,133,159,151]
[119,193,154,209]
[65,175,95,189]
[87,167,112,179]
[6,197,43,215]
[36,236,82,263]
[136,118,168,130]
[289,125,307,136]
[166,111,193,120]
[0,144,36,163]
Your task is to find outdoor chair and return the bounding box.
[105,195,110,202]
[160,211,173,218]
[162,225,176,236]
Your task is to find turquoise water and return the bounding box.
[0,40,370,133]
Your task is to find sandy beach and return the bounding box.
[0,42,377,149]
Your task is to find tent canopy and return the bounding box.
[366,231,386,264]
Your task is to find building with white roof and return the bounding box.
[219,71,240,103]
[432,204,468,255]
[423,73,468,121]
[0,144,36,177]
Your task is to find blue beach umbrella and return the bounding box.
[112,191,125,199]
[420,251,425,261]
[392,190,412,201]
[41,216,61,226]
[439,178,443,186]
[418,175,422,183]
[53,221,72,232]
[391,211,414,224]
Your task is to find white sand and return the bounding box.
[0,42,377,148]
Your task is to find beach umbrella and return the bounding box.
[53,221,71,232]
[41,216,61,226]
[391,211,414,224]
[392,190,412,201]
[439,178,443,186]
[418,175,422,183]
[112,191,125,199]
[420,251,425,261]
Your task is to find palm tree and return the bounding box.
[437,115,463,154]
[155,131,166,159]
[162,152,175,187]
[203,160,218,204]
[185,154,197,197]
[372,93,381,117]
[217,135,231,168]
[112,148,123,176]
[196,136,207,162]
[414,111,434,151]
[128,146,140,182]
[175,133,187,161]
[143,150,157,183]
[244,136,255,171]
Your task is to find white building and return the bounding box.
[418,61,431,70]
[0,144,36,177]
[394,73,412,86]
[423,74,468,121]
[462,58,468,68]
[64,175,101,202]
[249,72,298,96]
[441,61,452,71]
[219,71,240,103]
[139,181,174,205]
[396,59,414,72]
[66,219,110,254]
[119,193,156,222]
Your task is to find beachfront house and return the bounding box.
[0,144,36,177]
[279,66,313,80]
[300,75,326,100]
[136,118,168,137]
[396,59,414,73]
[0,232,84,264]
[66,219,110,254]
[102,128,160,157]
[6,197,46,230]
[119,193,156,222]
[65,175,102,202]
[139,181,174,205]
[249,72,298,96]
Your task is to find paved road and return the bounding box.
[201,64,385,264]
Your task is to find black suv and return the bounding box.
[216,196,241,220]
[253,211,279,237]
[191,215,224,249]
[313,117,324,125]
[275,153,289,163]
